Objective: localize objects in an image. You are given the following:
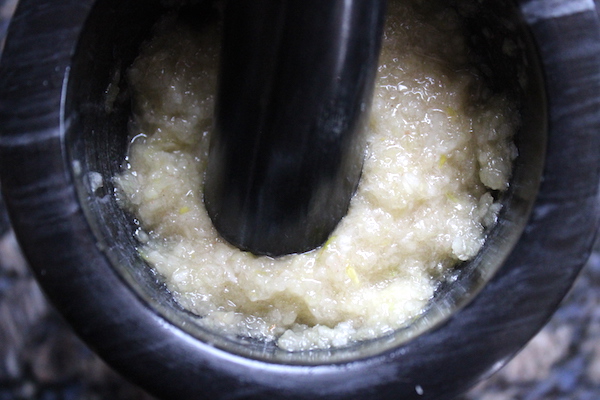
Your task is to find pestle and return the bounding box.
[204,0,386,257]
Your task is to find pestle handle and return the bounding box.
[204,0,386,257]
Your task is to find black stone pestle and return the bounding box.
[204,0,386,257]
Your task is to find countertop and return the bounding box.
[0,0,599,399]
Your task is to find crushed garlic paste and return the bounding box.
[115,0,518,351]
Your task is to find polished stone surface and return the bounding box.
[460,236,600,400]
[0,0,599,398]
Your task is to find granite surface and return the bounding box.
[0,0,599,399]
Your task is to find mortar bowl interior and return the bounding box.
[66,0,545,363]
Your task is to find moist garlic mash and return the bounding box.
[116,0,518,351]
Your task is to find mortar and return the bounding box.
[0,1,599,399]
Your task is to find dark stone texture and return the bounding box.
[0,0,598,399]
